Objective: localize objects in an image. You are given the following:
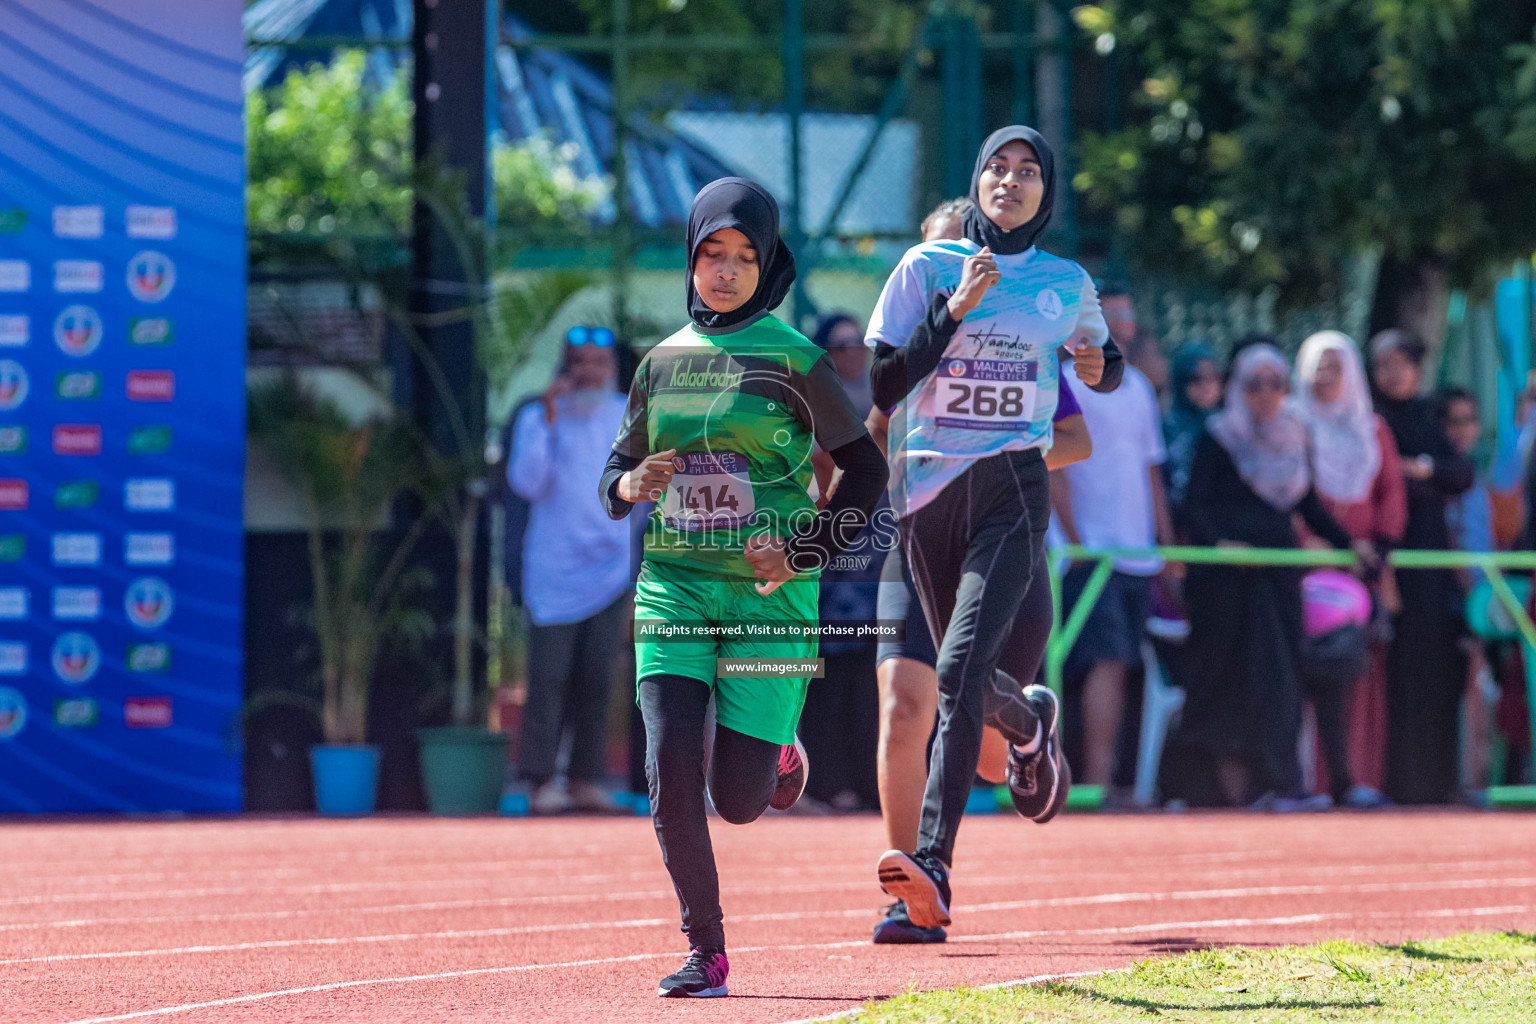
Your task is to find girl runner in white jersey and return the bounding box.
[864,126,1122,930]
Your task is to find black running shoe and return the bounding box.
[770,737,808,811]
[876,849,951,929]
[1006,684,1069,823]
[872,900,947,944]
[657,947,729,998]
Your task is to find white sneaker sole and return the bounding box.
[658,984,728,998]
[876,850,951,929]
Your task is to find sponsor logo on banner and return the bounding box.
[0,534,25,561]
[54,698,98,728]
[53,206,104,239]
[127,426,171,455]
[0,315,28,346]
[54,305,102,357]
[124,696,172,729]
[54,261,104,294]
[0,426,26,453]
[127,642,171,673]
[0,643,26,674]
[54,480,99,509]
[0,208,26,234]
[52,586,100,621]
[0,587,28,620]
[126,251,175,302]
[53,533,102,565]
[0,261,30,292]
[128,317,173,346]
[126,206,177,240]
[125,478,174,511]
[0,480,28,510]
[126,370,174,402]
[125,533,174,566]
[56,371,101,400]
[52,632,101,684]
[125,578,173,629]
[53,425,101,455]
[0,361,29,410]
[0,687,25,738]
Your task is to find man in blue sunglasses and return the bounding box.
[508,324,632,814]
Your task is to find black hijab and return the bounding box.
[1369,329,1439,458]
[686,178,797,331]
[962,125,1055,255]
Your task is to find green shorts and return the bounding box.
[633,561,819,746]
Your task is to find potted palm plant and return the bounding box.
[248,375,431,815]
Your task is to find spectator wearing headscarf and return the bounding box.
[1369,329,1476,804]
[1293,331,1406,807]
[1167,345,1354,807]
[1162,344,1222,523]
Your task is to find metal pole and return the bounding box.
[1049,0,1078,257]
[1012,0,1034,125]
[611,0,630,342]
[784,0,807,330]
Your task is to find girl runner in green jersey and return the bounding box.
[600,178,888,998]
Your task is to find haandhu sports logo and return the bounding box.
[125,577,173,630]
[126,251,175,303]
[54,305,102,357]
[0,361,28,411]
[666,356,745,391]
[51,631,101,685]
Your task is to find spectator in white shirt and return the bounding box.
[1050,344,1174,794]
[508,326,633,814]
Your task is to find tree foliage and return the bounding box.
[246,52,606,242]
[1073,0,1536,303]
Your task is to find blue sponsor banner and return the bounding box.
[0,0,244,811]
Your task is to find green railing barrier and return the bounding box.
[1042,546,1536,810]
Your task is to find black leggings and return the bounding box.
[904,449,1052,867]
[640,673,781,950]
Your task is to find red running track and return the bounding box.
[3,811,1535,1023]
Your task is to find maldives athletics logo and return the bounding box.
[127,251,175,303]
[0,686,25,739]
[54,305,102,357]
[51,631,101,685]
[0,360,29,411]
[125,577,174,630]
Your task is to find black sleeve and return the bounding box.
[1089,336,1125,394]
[600,450,643,520]
[1182,431,1223,546]
[1297,486,1353,550]
[784,434,889,572]
[870,291,962,411]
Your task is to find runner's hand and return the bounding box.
[744,535,794,595]
[1072,339,1104,386]
[617,449,677,503]
[946,246,1001,321]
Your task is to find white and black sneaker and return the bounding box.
[1005,684,1070,823]
[876,849,951,929]
[657,947,729,998]
[770,736,809,811]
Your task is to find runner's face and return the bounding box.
[1311,349,1343,405]
[692,228,760,314]
[977,141,1044,232]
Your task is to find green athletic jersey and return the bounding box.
[613,312,867,578]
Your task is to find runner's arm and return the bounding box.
[870,291,962,411]
[785,434,889,572]
[600,450,643,520]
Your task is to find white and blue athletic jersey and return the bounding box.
[865,239,1109,516]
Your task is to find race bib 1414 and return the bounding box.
[660,450,756,530]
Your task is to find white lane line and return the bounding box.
[49,903,1535,1024]
[774,969,1114,1024]
[12,876,1535,967]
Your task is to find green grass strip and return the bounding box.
[858,930,1536,1023]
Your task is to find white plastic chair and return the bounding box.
[1134,619,1188,807]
